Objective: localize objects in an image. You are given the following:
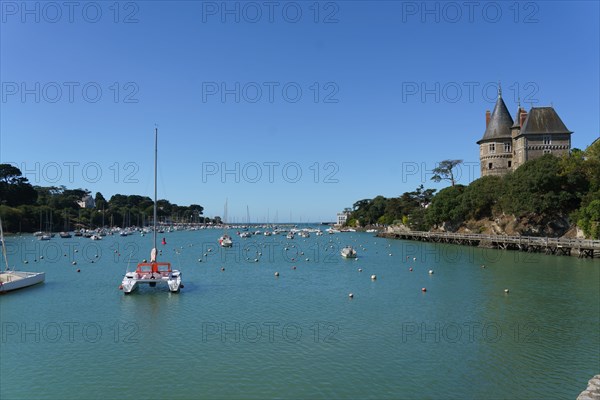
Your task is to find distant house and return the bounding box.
[336,211,350,226]
[477,87,572,177]
[77,195,95,209]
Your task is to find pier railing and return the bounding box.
[378,230,600,258]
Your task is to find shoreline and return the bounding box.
[377,230,600,259]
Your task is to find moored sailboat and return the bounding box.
[0,217,45,293]
[120,128,182,294]
[218,199,233,247]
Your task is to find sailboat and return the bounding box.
[218,199,233,247]
[120,128,182,294]
[0,216,45,293]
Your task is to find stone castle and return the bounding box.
[477,88,572,177]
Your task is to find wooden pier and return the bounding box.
[378,231,600,259]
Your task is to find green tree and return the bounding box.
[95,192,107,210]
[425,185,466,228]
[431,160,463,186]
[577,200,600,239]
[0,164,38,206]
[460,176,502,220]
[500,154,582,216]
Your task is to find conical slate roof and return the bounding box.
[477,94,514,144]
[518,107,572,136]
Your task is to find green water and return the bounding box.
[1,230,598,399]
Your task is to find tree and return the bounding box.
[500,154,582,216]
[0,164,24,184]
[431,159,463,186]
[460,176,502,220]
[577,200,600,239]
[95,192,107,210]
[0,164,37,206]
[425,185,466,228]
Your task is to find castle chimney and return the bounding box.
[486,110,491,127]
[520,110,527,127]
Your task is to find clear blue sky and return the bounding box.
[1,1,599,222]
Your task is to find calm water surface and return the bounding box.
[1,229,598,399]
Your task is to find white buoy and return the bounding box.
[275,272,279,277]
[348,293,354,298]
[40,256,44,260]
[24,260,28,264]
[413,257,416,261]
[358,268,362,272]
[428,270,434,274]
[198,259,202,262]
[371,274,377,280]
[305,258,309,261]
[75,250,78,253]
[504,289,509,293]
[72,261,77,265]
[389,253,392,256]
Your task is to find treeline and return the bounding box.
[0,164,214,233]
[346,140,600,239]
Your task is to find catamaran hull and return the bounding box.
[121,271,182,294]
[0,272,45,293]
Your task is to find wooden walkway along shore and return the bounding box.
[377,231,600,259]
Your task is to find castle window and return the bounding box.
[543,149,551,154]
[488,162,493,170]
[508,161,512,168]
[489,143,495,153]
[504,142,511,153]
[543,136,551,145]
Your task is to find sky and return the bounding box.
[1,1,599,222]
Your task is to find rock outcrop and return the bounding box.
[577,375,600,400]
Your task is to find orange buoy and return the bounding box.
[76,269,81,273]
[119,285,123,290]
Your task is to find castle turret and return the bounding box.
[511,104,527,169]
[477,87,514,177]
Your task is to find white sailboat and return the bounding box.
[219,199,233,247]
[0,217,45,293]
[120,128,183,294]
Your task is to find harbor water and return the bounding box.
[1,229,598,399]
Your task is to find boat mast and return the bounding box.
[153,127,158,252]
[0,217,10,271]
